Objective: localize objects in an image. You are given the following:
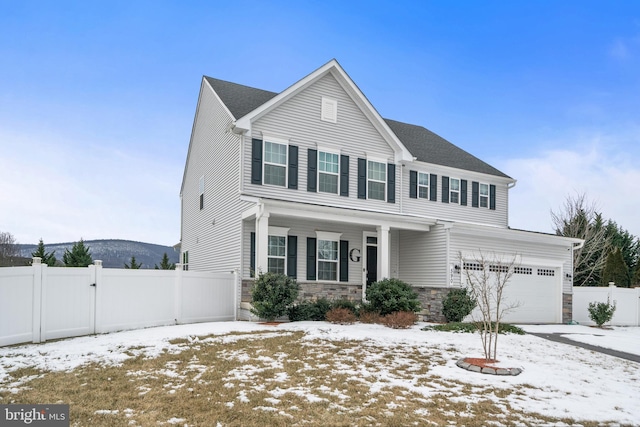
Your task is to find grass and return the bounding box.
[422,322,526,334]
[0,328,611,426]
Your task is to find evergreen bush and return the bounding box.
[442,288,477,323]
[287,297,332,321]
[331,298,357,314]
[365,278,420,316]
[588,298,617,327]
[250,272,299,321]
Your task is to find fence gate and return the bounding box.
[41,265,97,341]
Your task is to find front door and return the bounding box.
[366,245,377,286]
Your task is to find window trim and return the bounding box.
[479,183,489,208]
[267,226,289,275]
[417,172,430,199]
[316,231,342,282]
[366,159,387,201]
[263,136,289,187]
[449,177,460,204]
[182,251,189,271]
[317,149,340,194]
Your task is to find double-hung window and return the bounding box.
[264,140,287,187]
[316,231,341,281]
[318,151,339,194]
[367,160,386,201]
[267,236,286,274]
[418,172,429,198]
[450,178,460,204]
[267,226,289,274]
[479,183,489,208]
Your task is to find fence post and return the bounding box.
[93,260,103,334]
[31,257,43,343]
[233,268,239,321]
[174,263,183,324]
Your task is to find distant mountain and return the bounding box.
[18,239,179,269]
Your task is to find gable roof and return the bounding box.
[204,73,511,179]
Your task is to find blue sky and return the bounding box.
[1,1,639,246]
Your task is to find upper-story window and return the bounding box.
[449,178,460,204]
[264,140,287,186]
[367,160,386,201]
[418,172,430,198]
[318,151,339,194]
[479,183,489,208]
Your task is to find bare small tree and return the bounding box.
[0,231,19,260]
[551,193,610,286]
[461,251,520,361]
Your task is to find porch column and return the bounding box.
[255,212,270,275]
[377,224,390,280]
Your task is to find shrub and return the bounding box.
[358,310,382,324]
[366,278,420,316]
[251,272,299,321]
[325,307,356,325]
[331,298,357,314]
[588,298,617,327]
[287,297,332,322]
[381,311,417,329]
[442,288,477,323]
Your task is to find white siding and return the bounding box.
[449,229,574,293]
[181,82,251,272]
[399,164,509,227]
[243,73,400,214]
[398,225,448,287]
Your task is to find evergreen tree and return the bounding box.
[31,239,57,266]
[604,220,639,284]
[154,252,175,270]
[601,248,630,287]
[124,256,142,269]
[63,239,93,267]
[632,263,640,287]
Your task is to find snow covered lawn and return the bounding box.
[1,321,638,426]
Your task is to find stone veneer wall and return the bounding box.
[242,279,362,303]
[412,287,450,323]
[562,293,572,324]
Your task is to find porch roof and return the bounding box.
[240,197,434,232]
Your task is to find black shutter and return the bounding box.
[461,180,468,206]
[409,170,417,199]
[387,163,396,203]
[287,235,297,278]
[430,174,437,201]
[250,232,256,278]
[306,237,316,280]
[307,149,317,192]
[490,184,496,210]
[288,145,298,189]
[251,139,262,185]
[340,155,349,197]
[442,176,449,203]
[472,181,479,208]
[339,240,349,282]
[357,158,366,199]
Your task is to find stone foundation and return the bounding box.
[241,279,362,303]
[563,293,572,324]
[412,286,450,323]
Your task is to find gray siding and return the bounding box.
[181,83,250,272]
[400,164,509,227]
[398,226,448,287]
[243,73,399,213]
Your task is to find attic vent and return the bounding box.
[321,97,337,123]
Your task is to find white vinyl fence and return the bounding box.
[573,285,640,326]
[0,259,237,347]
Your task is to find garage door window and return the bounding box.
[538,269,555,276]
[514,267,532,275]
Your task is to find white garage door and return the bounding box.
[501,266,560,324]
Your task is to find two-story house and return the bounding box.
[180,59,582,323]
